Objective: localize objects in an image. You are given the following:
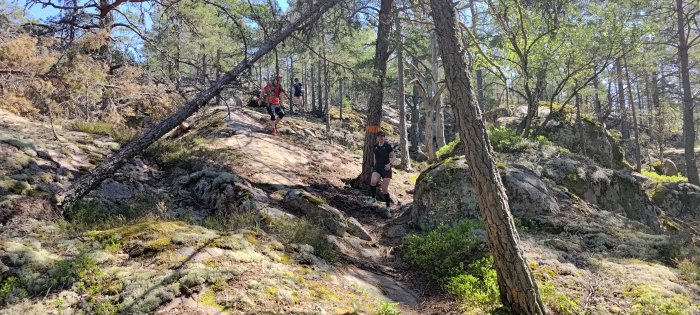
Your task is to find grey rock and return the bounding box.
[384,224,408,238]
[99,179,133,200]
[650,182,700,221]
[411,157,559,230]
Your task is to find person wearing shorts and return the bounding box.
[258,74,286,135]
[369,130,395,208]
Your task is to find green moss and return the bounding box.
[642,171,688,183]
[199,288,225,311]
[436,136,460,160]
[300,192,326,205]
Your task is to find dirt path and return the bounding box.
[211,106,427,313]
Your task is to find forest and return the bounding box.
[1,0,700,314]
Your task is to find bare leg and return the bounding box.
[370,172,381,199]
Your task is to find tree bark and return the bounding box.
[55,0,342,208]
[355,0,394,187]
[431,33,446,148]
[410,81,421,152]
[651,71,664,161]
[311,63,316,112]
[616,60,630,140]
[396,11,411,170]
[676,0,700,184]
[428,0,546,313]
[623,56,642,172]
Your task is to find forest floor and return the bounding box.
[0,105,455,314]
[2,104,700,314]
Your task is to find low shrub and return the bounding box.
[403,220,485,282]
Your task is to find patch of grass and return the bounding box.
[145,136,215,167]
[538,280,583,315]
[0,276,25,305]
[375,301,401,315]
[624,284,694,315]
[69,121,114,135]
[677,259,700,284]
[641,171,687,183]
[267,217,337,263]
[64,197,164,232]
[403,220,484,282]
[201,210,260,232]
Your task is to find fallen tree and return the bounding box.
[55,0,341,208]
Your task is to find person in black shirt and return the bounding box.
[370,130,396,208]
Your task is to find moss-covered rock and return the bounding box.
[411,157,559,230]
[543,155,660,229]
[649,182,700,221]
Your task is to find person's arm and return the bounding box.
[386,145,395,170]
[259,84,270,105]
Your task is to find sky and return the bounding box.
[23,0,289,21]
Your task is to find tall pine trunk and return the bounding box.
[616,60,631,140]
[396,12,411,170]
[676,0,700,184]
[355,0,394,187]
[623,56,642,172]
[428,0,546,313]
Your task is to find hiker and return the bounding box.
[369,130,395,209]
[258,74,286,135]
[292,78,304,112]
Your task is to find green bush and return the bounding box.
[641,170,687,183]
[436,136,460,160]
[487,126,526,152]
[445,257,500,310]
[535,135,552,146]
[403,220,484,282]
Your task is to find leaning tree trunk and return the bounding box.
[395,12,411,170]
[428,0,547,313]
[676,0,700,184]
[355,0,394,187]
[55,0,342,208]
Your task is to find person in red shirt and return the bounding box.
[258,74,286,135]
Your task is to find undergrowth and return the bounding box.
[641,170,687,183]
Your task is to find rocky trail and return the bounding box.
[212,106,430,312]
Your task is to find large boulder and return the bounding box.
[649,182,700,220]
[282,190,372,241]
[173,168,262,213]
[411,157,559,230]
[541,113,627,170]
[663,148,700,178]
[542,155,659,229]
